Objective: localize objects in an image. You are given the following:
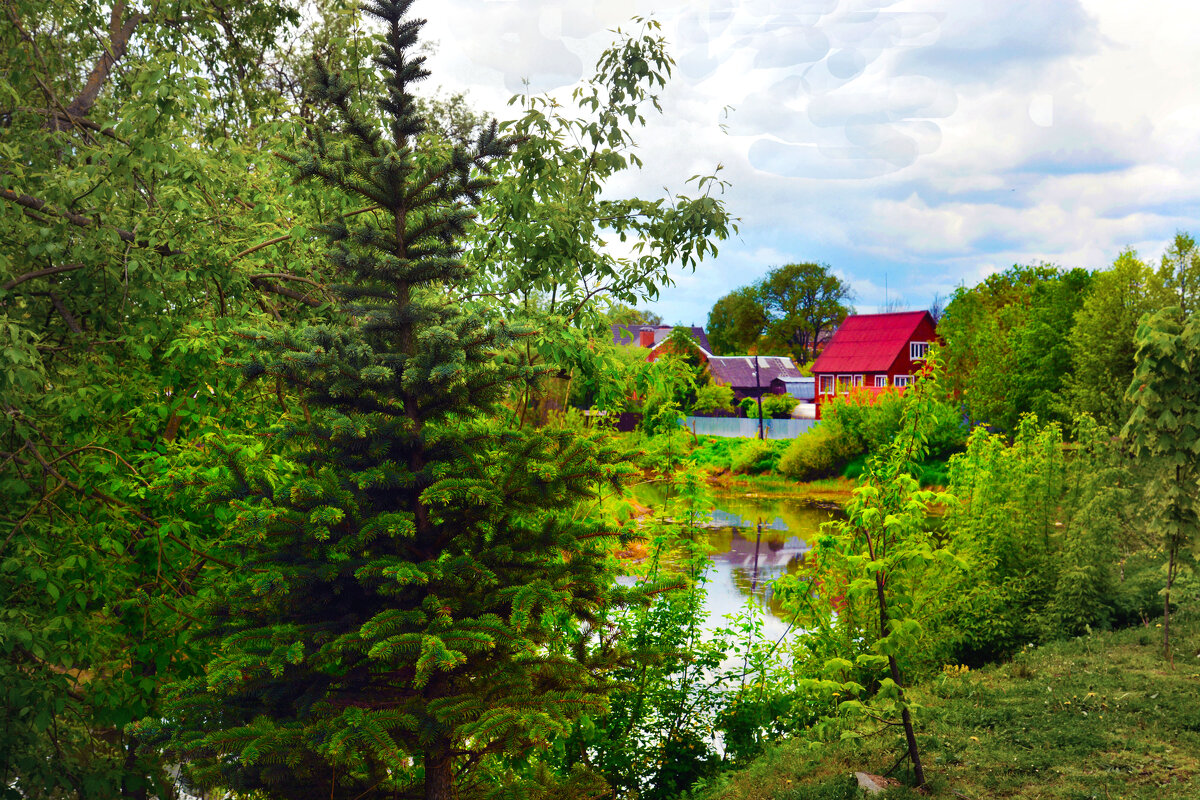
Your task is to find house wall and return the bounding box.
[883,315,939,384]
[812,316,942,419]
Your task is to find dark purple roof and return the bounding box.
[610,324,712,354]
[707,356,803,389]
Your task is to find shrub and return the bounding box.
[692,383,736,415]
[828,388,964,458]
[637,426,696,474]
[730,438,784,474]
[782,368,964,483]
[828,388,903,451]
[844,454,953,488]
[777,418,859,480]
[687,436,740,471]
[641,400,686,436]
[1111,551,1174,627]
[740,393,798,419]
[764,393,798,418]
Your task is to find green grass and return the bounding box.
[693,619,1200,800]
[688,435,792,475]
[841,453,952,488]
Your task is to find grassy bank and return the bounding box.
[620,430,949,506]
[618,431,858,504]
[703,471,855,506]
[694,620,1200,800]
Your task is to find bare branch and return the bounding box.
[65,2,146,121]
[231,204,380,260]
[47,291,84,335]
[16,107,127,144]
[235,234,292,260]
[250,271,325,289]
[3,263,86,290]
[0,187,181,256]
[250,277,324,307]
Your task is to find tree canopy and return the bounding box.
[1064,249,1166,430]
[706,262,851,361]
[707,285,768,355]
[0,0,332,791]
[939,264,1092,431]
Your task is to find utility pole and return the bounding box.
[754,354,764,440]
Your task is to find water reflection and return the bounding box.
[629,483,840,640]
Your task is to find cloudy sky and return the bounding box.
[416,0,1200,326]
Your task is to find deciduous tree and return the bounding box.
[940,264,1091,431]
[0,0,325,792]
[707,285,768,355]
[1156,231,1200,314]
[1122,307,1200,664]
[784,362,961,787]
[759,262,852,362]
[462,20,734,424]
[1065,249,1165,430]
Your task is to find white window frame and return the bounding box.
[836,374,852,394]
[893,374,912,387]
[852,374,864,388]
[910,341,929,361]
[819,375,834,395]
[875,374,888,388]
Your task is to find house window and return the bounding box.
[910,341,929,361]
[819,375,834,395]
[836,374,851,394]
[875,375,888,388]
[852,375,864,388]
[893,375,912,387]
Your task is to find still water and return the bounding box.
[628,483,840,641]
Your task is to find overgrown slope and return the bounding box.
[694,619,1200,800]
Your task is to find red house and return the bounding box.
[810,311,939,418]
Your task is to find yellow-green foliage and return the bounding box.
[777,419,859,480]
[778,382,964,482]
[741,394,799,419]
[730,438,779,474]
[693,383,736,414]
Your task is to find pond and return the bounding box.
[628,482,841,641]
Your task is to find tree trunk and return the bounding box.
[424,747,455,800]
[1164,542,1176,667]
[875,571,926,788]
[887,653,926,788]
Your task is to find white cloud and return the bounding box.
[412,0,1200,324]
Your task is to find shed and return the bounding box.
[781,377,815,401]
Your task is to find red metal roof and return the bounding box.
[810,311,934,374]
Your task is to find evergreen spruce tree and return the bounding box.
[150,3,627,798]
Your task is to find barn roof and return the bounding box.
[708,356,803,388]
[810,311,934,374]
[610,324,712,354]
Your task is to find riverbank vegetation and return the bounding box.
[695,618,1200,800]
[2,1,1198,798]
